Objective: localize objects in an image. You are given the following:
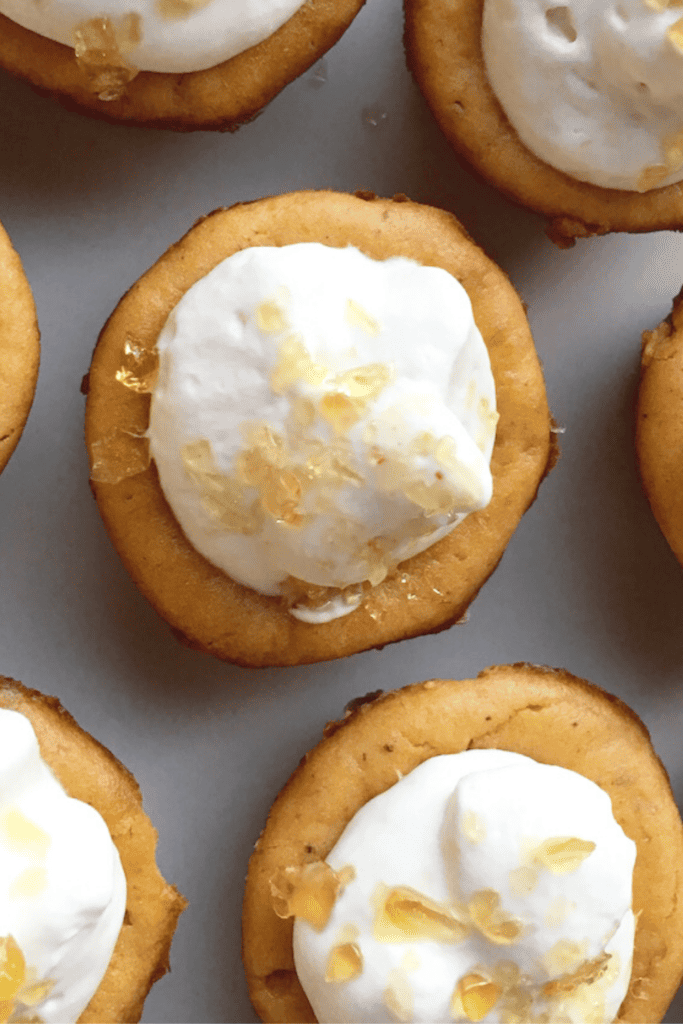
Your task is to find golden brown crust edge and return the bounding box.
[84,189,554,667]
[0,0,365,131]
[636,288,683,567]
[0,221,40,475]
[403,0,683,244]
[0,677,187,1024]
[242,663,683,1024]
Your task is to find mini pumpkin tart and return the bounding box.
[636,287,683,564]
[0,676,187,1024]
[0,0,365,130]
[242,664,683,1024]
[84,189,555,667]
[0,220,39,475]
[404,0,683,247]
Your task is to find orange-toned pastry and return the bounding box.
[0,676,186,1024]
[243,664,683,1023]
[0,221,39,475]
[404,0,683,246]
[0,0,365,130]
[84,189,554,667]
[636,287,683,564]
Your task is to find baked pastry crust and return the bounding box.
[242,663,683,1023]
[636,289,683,564]
[0,221,39,475]
[84,189,554,667]
[0,676,187,1024]
[0,0,365,130]
[403,0,683,246]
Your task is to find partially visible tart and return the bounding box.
[242,664,683,1023]
[0,0,365,131]
[404,0,683,246]
[636,287,683,564]
[84,189,555,667]
[0,220,39,475]
[0,676,187,1024]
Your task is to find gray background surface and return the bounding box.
[1,1,683,1020]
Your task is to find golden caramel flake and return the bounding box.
[156,0,212,17]
[0,937,25,1002]
[453,974,502,1022]
[292,397,316,427]
[462,810,486,844]
[346,298,381,337]
[9,868,48,901]
[434,436,460,472]
[319,393,362,435]
[0,809,50,860]
[543,938,587,977]
[404,479,457,516]
[73,15,141,100]
[270,334,328,393]
[335,362,393,402]
[407,432,437,458]
[532,837,596,875]
[325,942,363,983]
[115,338,158,394]
[637,163,671,191]
[256,299,289,335]
[269,862,354,930]
[183,439,263,534]
[468,890,523,945]
[508,865,538,897]
[374,885,469,944]
[89,429,150,485]
[667,16,683,52]
[383,970,414,1023]
[543,952,611,997]
[280,577,364,613]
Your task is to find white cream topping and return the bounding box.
[482,0,683,191]
[0,708,126,1024]
[0,0,305,74]
[147,243,497,623]
[293,750,636,1023]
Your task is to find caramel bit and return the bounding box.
[0,809,50,859]
[73,15,141,101]
[325,942,363,983]
[182,439,263,534]
[0,937,53,1024]
[453,974,502,1022]
[468,890,523,945]
[345,298,381,337]
[280,576,363,613]
[462,811,486,844]
[269,862,354,930]
[115,338,158,394]
[383,970,414,1023]
[335,363,393,401]
[0,938,25,1004]
[544,938,587,977]
[667,15,683,51]
[156,0,212,17]
[90,428,150,485]
[319,393,362,435]
[270,334,328,393]
[9,868,47,901]
[637,127,683,191]
[532,837,596,875]
[543,952,611,997]
[374,885,469,944]
[256,299,289,335]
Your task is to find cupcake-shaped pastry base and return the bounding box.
[0,221,39,475]
[243,664,683,1023]
[404,0,683,246]
[0,676,186,1024]
[637,288,683,565]
[84,189,555,667]
[0,0,365,130]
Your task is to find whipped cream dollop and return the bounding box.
[0,709,126,1024]
[293,750,636,1023]
[0,0,305,74]
[147,243,497,623]
[482,0,683,191]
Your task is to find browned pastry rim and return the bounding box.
[403,0,683,246]
[0,677,187,1024]
[0,0,365,130]
[242,663,683,1023]
[84,190,554,667]
[0,221,40,475]
[636,288,683,564]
